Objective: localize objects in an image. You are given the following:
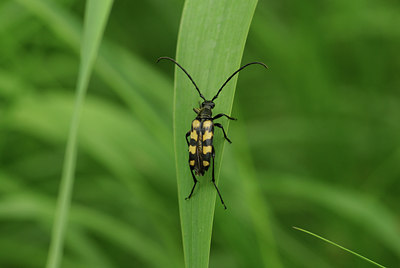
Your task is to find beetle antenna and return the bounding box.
[212,62,268,101]
[157,57,206,101]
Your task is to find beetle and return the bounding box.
[158,57,267,209]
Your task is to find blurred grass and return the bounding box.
[224,117,283,267]
[0,0,400,267]
[45,1,113,267]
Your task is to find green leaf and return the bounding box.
[171,0,260,267]
[45,1,113,268]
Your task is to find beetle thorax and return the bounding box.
[197,107,212,118]
[195,100,215,119]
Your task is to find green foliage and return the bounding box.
[1,0,400,267]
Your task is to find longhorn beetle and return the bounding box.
[157,57,267,209]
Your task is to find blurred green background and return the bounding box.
[1,0,400,267]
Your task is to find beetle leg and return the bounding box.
[211,146,227,209]
[185,131,190,146]
[185,169,198,200]
[214,123,232,143]
[212,113,237,121]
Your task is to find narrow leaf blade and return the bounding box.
[46,1,113,268]
[293,227,387,268]
[173,0,259,267]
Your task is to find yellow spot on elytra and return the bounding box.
[203,146,212,154]
[190,131,198,141]
[203,131,213,141]
[189,160,195,166]
[189,145,196,154]
[192,120,200,128]
[203,120,212,129]
[203,161,210,167]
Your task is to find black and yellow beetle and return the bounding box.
[158,57,267,209]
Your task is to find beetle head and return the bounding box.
[201,100,215,110]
